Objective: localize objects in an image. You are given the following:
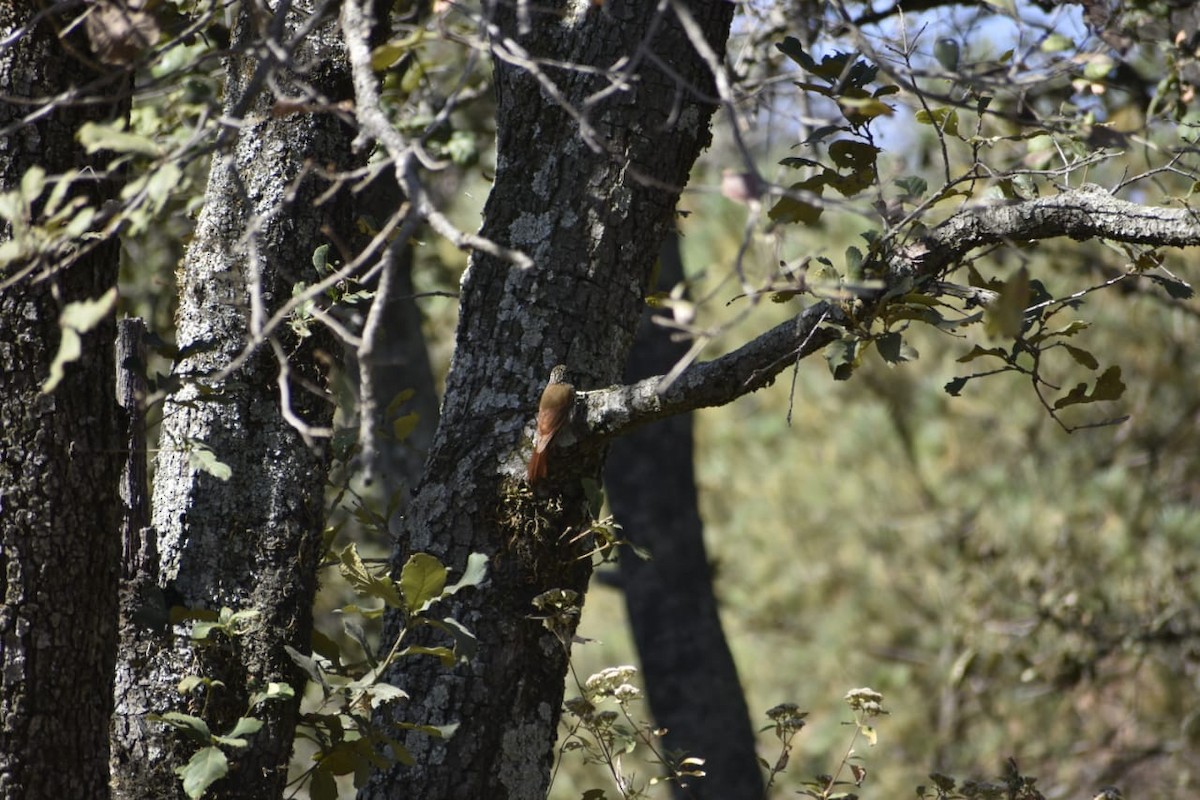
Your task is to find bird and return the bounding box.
[527,364,575,485]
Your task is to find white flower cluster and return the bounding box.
[844,687,885,716]
[584,665,642,703]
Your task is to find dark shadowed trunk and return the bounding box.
[605,232,764,800]
[0,4,127,795]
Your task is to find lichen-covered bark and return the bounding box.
[0,5,127,796]
[360,1,736,797]
[109,5,362,798]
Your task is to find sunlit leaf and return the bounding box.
[186,439,232,482]
[400,553,448,612]
[42,287,118,394]
[444,552,488,596]
[1041,33,1074,53]
[176,746,227,799]
[78,121,162,157]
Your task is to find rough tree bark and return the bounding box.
[355,0,737,797]
[109,4,363,797]
[605,233,764,800]
[0,4,127,796]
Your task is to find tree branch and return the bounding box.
[589,188,1200,438]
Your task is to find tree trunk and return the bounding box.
[351,171,440,496]
[605,233,764,800]
[109,4,362,797]
[0,5,127,796]
[360,2,736,797]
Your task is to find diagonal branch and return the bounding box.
[588,188,1200,438]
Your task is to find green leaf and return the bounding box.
[41,328,81,395]
[248,681,296,708]
[399,644,455,666]
[285,644,328,689]
[311,628,343,665]
[338,544,403,608]
[914,107,959,137]
[385,387,416,414]
[894,176,927,197]
[144,162,183,213]
[768,179,825,226]
[1041,33,1074,53]
[443,552,488,596]
[837,94,894,121]
[1044,320,1090,338]
[371,41,411,72]
[186,439,232,482]
[877,332,918,365]
[1145,273,1194,299]
[342,616,377,667]
[396,721,460,739]
[41,288,118,394]
[779,156,822,169]
[944,376,969,396]
[309,763,339,800]
[151,712,212,742]
[824,337,859,381]
[775,36,817,72]
[317,740,372,776]
[1053,366,1126,409]
[828,140,879,170]
[1083,55,1114,80]
[177,676,201,694]
[1091,365,1126,401]
[62,287,119,333]
[426,616,478,663]
[212,734,249,749]
[443,130,478,167]
[391,411,419,442]
[64,205,96,238]
[1061,344,1098,370]
[312,243,331,272]
[176,746,228,799]
[0,239,23,267]
[363,681,409,708]
[400,553,448,612]
[803,125,844,146]
[78,121,162,157]
[20,166,46,202]
[226,716,263,739]
[956,345,1009,363]
[844,246,864,278]
[984,267,1030,339]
